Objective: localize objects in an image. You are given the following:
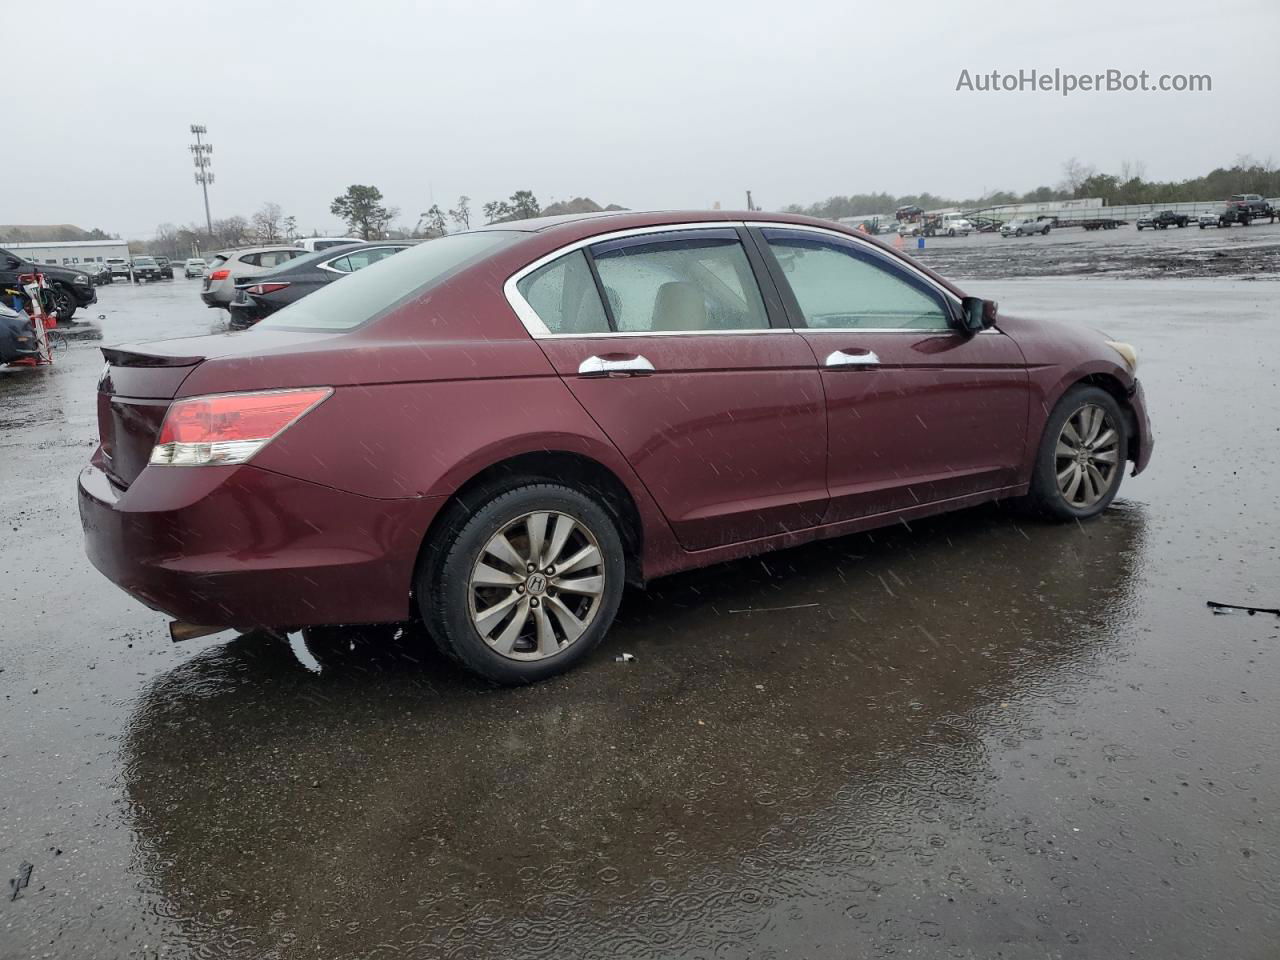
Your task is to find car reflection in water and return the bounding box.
[122,502,1145,958]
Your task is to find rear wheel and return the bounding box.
[420,483,625,684]
[1027,386,1127,521]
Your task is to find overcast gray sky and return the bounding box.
[13,0,1278,238]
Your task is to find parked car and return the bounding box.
[0,299,43,364]
[81,262,112,285]
[0,247,97,322]
[79,211,1152,685]
[1151,211,1190,229]
[106,258,131,279]
[227,242,411,329]
[295,236,363,252]
[1226,193,1275,223]
[200,246,309,308]
[1000,218,1051,237]
[184,258,207,278]
[156,256,174,279]
[937,216,973,237]
[1198,207,1229,229]
[131,257,162,282]
[1135,214,1155,230]
[897,221,922,237]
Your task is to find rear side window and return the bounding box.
[516,250,609,334]
[590,230,769,333]
[257,250,300,268]
[255,231,520,332]
[337,246,404,273]
[238,253,261,267]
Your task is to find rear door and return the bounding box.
[513,226,828,550]
[753,226,1029,523]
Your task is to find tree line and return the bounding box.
[783,156,1280,218]
[141,185,587,258]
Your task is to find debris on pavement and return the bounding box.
[9,861,33,901]
[614,653,636,664]
[727,603,820,614]
[1207,600,1280,618]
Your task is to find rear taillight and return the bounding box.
[210,268,231,281]
[246,281,290,296]
[149,387,332,466]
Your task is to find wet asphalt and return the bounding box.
[1,229,1278,959]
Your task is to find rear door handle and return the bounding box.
[578,355,656,377]
[824,348,880,368]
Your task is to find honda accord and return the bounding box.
[79,210,1153,683]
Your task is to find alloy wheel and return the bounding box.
[1055,403,1121,508]
[468,511,607,661]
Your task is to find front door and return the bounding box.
[513,227,828,550]
[753,226,1029,523]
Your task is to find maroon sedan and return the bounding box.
[79,211,1152,683]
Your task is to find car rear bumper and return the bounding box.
[227,298,269,329]
[200,291,226,307]
[78,459,444,629]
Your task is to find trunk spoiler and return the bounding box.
[101,346,204,368]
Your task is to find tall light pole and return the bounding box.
[190,124,214,239]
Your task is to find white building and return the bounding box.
[3,239,131,266]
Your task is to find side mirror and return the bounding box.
[959,296,997,334]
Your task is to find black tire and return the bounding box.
[947,228,956,237]
[419,482,626,684]
[1027,385,1127,521]
[50,284,75,323]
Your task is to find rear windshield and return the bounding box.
[254,232,519,332]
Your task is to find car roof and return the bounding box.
[213,245,308,256]
[469,208,862,237]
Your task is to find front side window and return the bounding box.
[515,250,609,335]
[590,230,769,333]
[763,230,952,331]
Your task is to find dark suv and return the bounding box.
[156,257,175,280]
[0,247,97,323]
[131,257,162,282]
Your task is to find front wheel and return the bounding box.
[1027,386,1127,521]
[51,285,76,322]
[420,483,626,684]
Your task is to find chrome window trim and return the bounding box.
[503,222,787,339]
[503,219,995,339]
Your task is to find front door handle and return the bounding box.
[824,348,880,368]
[578,355,656,377]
